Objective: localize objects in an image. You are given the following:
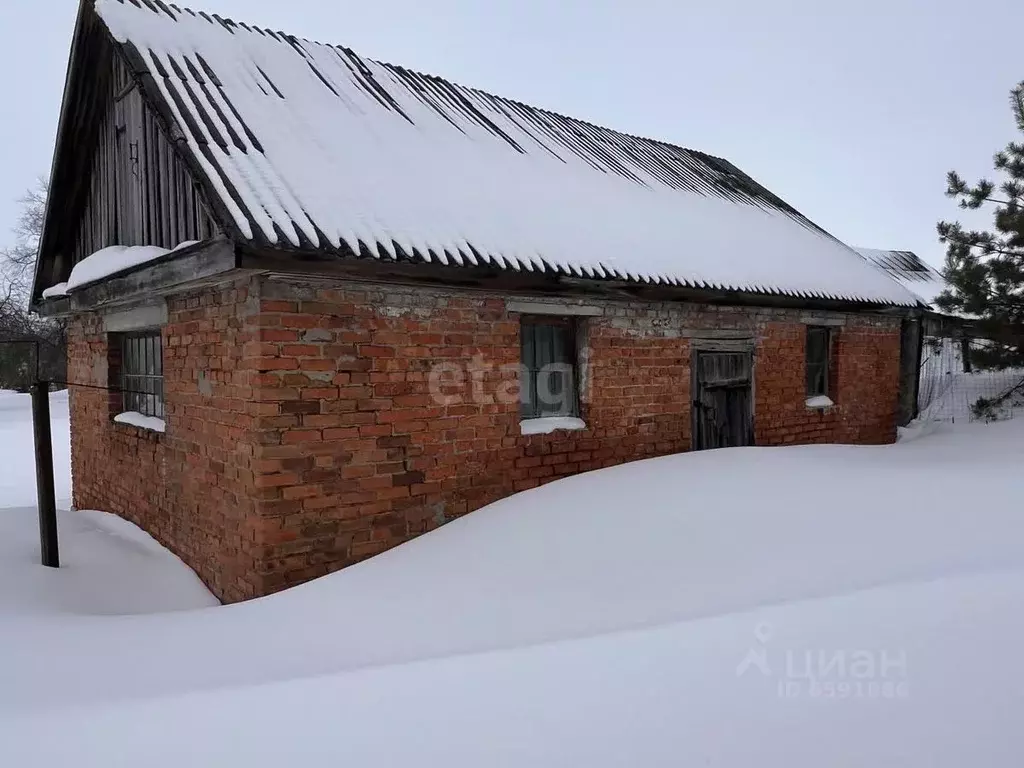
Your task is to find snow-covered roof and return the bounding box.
[92,0,920,306]
[854,248,949,307]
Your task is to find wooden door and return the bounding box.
[693,351,754,450]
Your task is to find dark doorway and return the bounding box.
[692,351,754,450]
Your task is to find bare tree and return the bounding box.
[1,181,66,391]
[1,180,47,303]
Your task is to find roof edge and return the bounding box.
[238,241,924,311]
[31,0,95,306]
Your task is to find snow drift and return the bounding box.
[0,388,1022,765]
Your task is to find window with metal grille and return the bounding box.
[520,317,578,419]
[806,326,832,398]
[119,331,164,418]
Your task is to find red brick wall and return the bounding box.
[67,274,902,601]
[68,276,263,603]
[755,321,901,446]
[247,286,697,592]
[246,277,901,595]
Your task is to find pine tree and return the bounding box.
[936,81,1024,369]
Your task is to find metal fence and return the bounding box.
[0,335,66,392]
[917,336,1024,422]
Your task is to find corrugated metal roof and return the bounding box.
[91,0,922,306]
[854,248,949,306]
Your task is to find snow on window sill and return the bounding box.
[520,417,588,436]
[41,283,69,299]
[805,395,835,409]
[114,412,167,434]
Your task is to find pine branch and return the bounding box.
[938,225,1024,260]
[959,196,1014,208]
[950,240,1024,259]
[1012,81,1024,132]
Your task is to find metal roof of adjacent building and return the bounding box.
[854,248,949,307]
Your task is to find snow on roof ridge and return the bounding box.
[93,0,923,306]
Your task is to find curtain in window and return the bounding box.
[521,320,577,418]
[806,327,830,397]
[121,332,164,418]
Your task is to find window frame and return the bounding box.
[118,330,165,419]
[519,316,580,420]
[805,326,832,399]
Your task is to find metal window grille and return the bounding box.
[120,332,164,418]
[520,318,578,418]
[806,326,831,397]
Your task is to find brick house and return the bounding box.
[33,0,923,602]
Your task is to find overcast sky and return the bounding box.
[1,0,1021,268]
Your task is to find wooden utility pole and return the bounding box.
[960,336,973,374]
[31,381,59,568]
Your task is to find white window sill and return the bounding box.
[805,395,835,410]
[114,412,167,434]
[520,417,588,436]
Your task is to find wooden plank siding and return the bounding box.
[63,48,218,280]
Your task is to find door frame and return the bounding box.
[690,337,756,451]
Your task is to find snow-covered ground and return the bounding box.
[0,390,215,619]
[0,390,1022,765]
[0,506,217,617]
[0,389,72,507]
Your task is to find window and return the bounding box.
[520,317,578,419]
[119,331,164,418]
[805,326,831,398]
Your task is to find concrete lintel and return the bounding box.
[799,314,846,327]
[103,302,168,332]
[690,336,756,353]
[681,329,756,340]
[506,300,604,317]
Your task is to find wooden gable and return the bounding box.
[32,0,219,303]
